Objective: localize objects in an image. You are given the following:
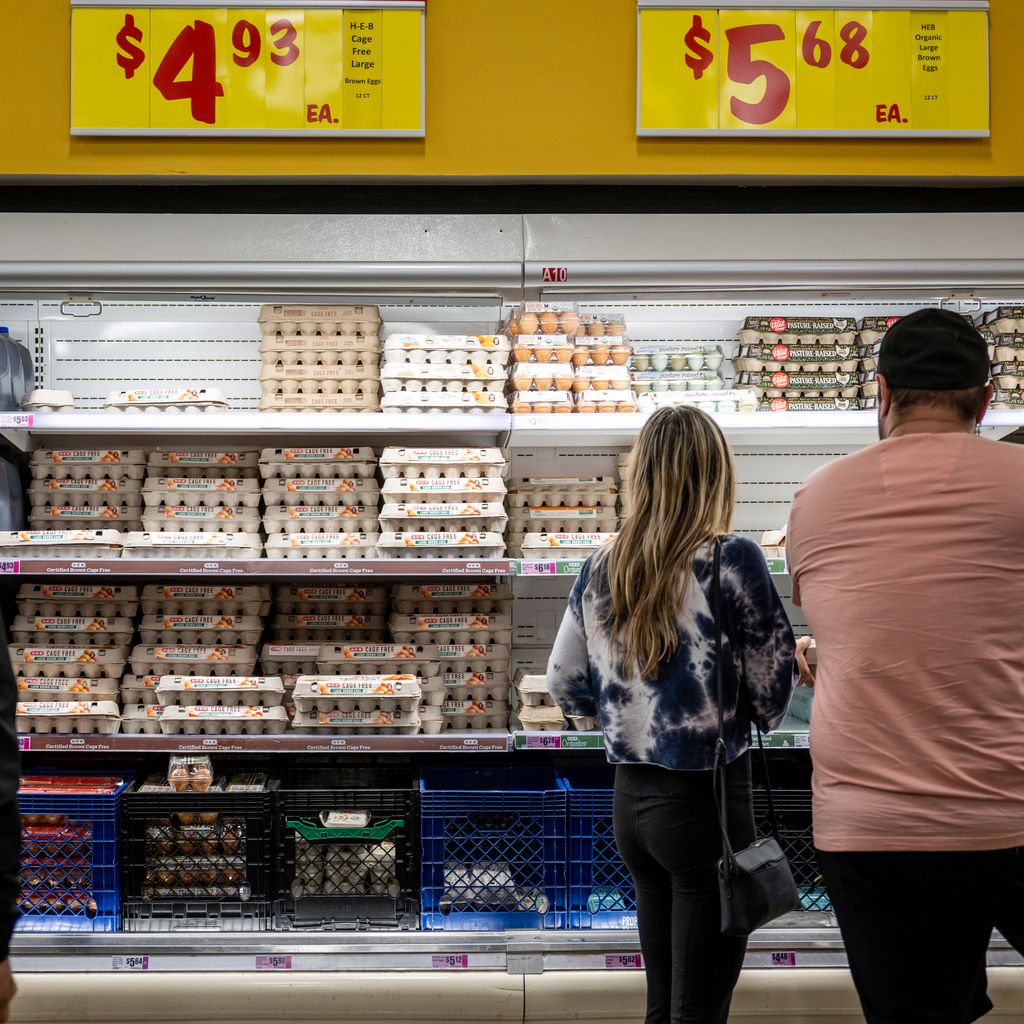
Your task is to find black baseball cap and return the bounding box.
[878,308,990,390]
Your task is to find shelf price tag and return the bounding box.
[771,951,797,967]
[432,953,469,969]
[0,414,34,429]
[605,953,643,970]
[112,955,150,971]
[0,561,20,575]
[518,561,558,577]
[638,3,989,136]
[525,733,562,750]
[256,954,293,970]
[71,2,425,137]
[17,738,30,752]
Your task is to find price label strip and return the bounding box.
[71,1,425,136]
[431,953,469,969]
[605,953,644,970]
[112,955,150,971]
[638,2,989,137]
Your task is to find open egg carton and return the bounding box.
[16,701,122,735]
[519,532,616,561]
[17,584,140,619]
[146,451,260,480]
[157,705,289,735]
[273,584,388,615]
[9,645,128,681]
[267,613,388,644]
[105,388,230,414]
[130,644,259,677]
[264,532,379,559]
[140,584,271,617]
[11,615,135,647]
[390,582,512,615]
[0,530,124,559]
[154,676,285,708]
[138,615,264,646]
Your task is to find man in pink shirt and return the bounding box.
[787,308,1024,1024]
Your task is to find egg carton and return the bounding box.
[0,530,124,558]
[383,333,510,357]
[11,616,135,646]
[261,644,322,676]
[28,508,142,531]
[629,373,727,397]
[376,532,505,559]
[141,508,262,534]
[419,702,509,733]
[138,615,264,646]
[380,480,507,506]
[569,344,632,372]
[264,532,378,559]
[420,680,510,707]
[155,676,285,708]
[739,316,858,347]
[10,645,127,679]
[259,393,381,413]
[259,339,381,363]
[380,447,505,479]
[510,391,575,414]
[507,478,619,510]
[121,704,165,734]
[105,388,229,413]
[158,705,289,735]
[140,584,271,617]
[143,478,262,509]
[18,584,140,618]
[520,533,615,560]
[379,502,508,534]
[17,676,121,701]
[629,344,726,373]
[390,583,512,614]
[516,705,568,731]
[758,396,877,413]
[260,359,380,382]
[28,478,141,501]
[260,377,382,399]
[292,675,422,714]
[130,645,259,676]
[736,369,873,399]
[380,391,506,413]
[145,450,260,477]
[17,701,121,735]
[316,642,442,677]
[992,363,1024,390]
[22,390,74,412]
[263,505,379,535]
[507,302,580,338]
[268,614,388,644]
[380,362,507,393]
[258,303,381,334]
[389,613,512,646]
[515,672,557,708]
[273,585,389,615]
[991,334,1024,363]
[30,450,147,480]
[855,316,904,346]
[259,447,377,478]
[636,389,759,414]
[509,364,578,392]
[574,390,639,414]
[290,707,421,734]
[509,339,577,365]
[507,506,618,532]
[121,675,163,706]
[990,388,1024,410]
[263,479,380,509]
[734,343,862,373]
[122,532,262,559]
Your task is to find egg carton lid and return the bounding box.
[17,677,120,695]
[521,532,617,547]
[23,389,74,409]
[376,531,505,550]
[383,334,510,352]
[17,700,120,718]
[293,675,422,700]
[380,501,507,520]
[380,479,506,500]
[158,704,289,722]
[143,506,261,522]
[131,645,258,666]
[434,699,510,715]
[272,613,386,630]
[144,477,261,494]
[259,335,380,353]
[258,303,381,324]
[106,387,229,407]
[390,612,512,632]
[19,583,138,602]
[262,505,377,524]
[515,672,550,693]
[148,451,260,470]
[629,341,724,354]
[31,449,147,467]
[274,584,388,603]
[517,706,567,725]
[509,506,617,522]
[122,531,262,552]
[259,363,380,382]
[260,446,377,466]
[317,642,441,667]
[11,644,128,664]
[259,394,380,412]
[0,530,124,550]
[380,392,504,410]
[740,315,858,334]
[380,363,506,381]
[264,532,379,552]
[155,676,285,695]
[13,615,135,635]
[392,583,512,602]
[28,479,140,495]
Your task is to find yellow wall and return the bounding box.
[3,0,1021,179]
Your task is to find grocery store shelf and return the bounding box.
[512,730,809,751]
[17,732,512,754]
[514,559,787,577]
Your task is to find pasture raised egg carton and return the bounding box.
[379,501,508,534]
[992,334,1024,363]
[258,303,381,339]
[158,705,289,735]
[17,676,120,702]
[140,584,270,617]
[142,477,261,509]
[736,369,877,400]
[389,613,512,646]
[383,334,510,367]
[17,701,121,735]
[390,582,512,615]
[735,342,861,373]
[519,532,616,560]
[263,504,379,536]
[105,387,229,413]
[154,676,285,708]
[738,316,857,347]
[121,532,262,559]
[757,396,877,412]
[992,362,1024,392]
[141,506,262,534]
[146,451,260,479]
[9,645,127,680]
[11,616,135,646]
[264,532,379,559]
[630,371,725,397]
[380,391,504,414]
[273,584,388,614]
[268,613,387,644]
[259,447,377,479]
[376,531,505,559]
[629,342,726,374]
[979,306,1024,335]
[291,674,422,715]
[129,644,258,677]
[18,584,139,618]
[0,530,123,558]
[30,450,146,482]
[138,615,264,645]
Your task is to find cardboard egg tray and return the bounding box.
[258,392,381,413]
[154,676,285,708]
[379,447,506,479]
[381,478,507,504]
[140,584,271,617]
[23,390,74,412]
[263,505,379,535]
[129,644,259,677]
[121,675,163,707]
[316,642,442,677]
[105,388,230,413]
[273,584,388,615]
[376,532,506,559]
[574,390,639,413]
[264,532,379,559]
[16,701,122,735]
[0,530,124,558]
[290,707,421,734]
[122,532,263,559]
[259,338,381,362]
[121,704,165,734]
[11,616,135,646]
[390,582,512,614]
[419,701,509,733]
[268,613,388,644]
[157,705,289,735]
[629,344,727,374]
[389,613,512,646]
[992,362,1024,390]
[143,478,262,509]
[10,645,127,680]
[261,643,321,676]
[30,450,147,481]
[635,389,758,414]
[979,307,1024,335]
[141,508,261,534]
[736,369,874,399]
[18,583,140,618]
[260,376,382,399]
[384,333,510,358]
[515,672,557,708]
[738,316,858,347]
[992,334,1024,363]
[263,481,379,510]
[138,615,265,646]
[379,502,508,534]
[258,303,381,335]
[292,674,422,714]
[420,680,510,707]
[259,447,377,478]
[735,343,862,373]
[17,676,120,702]
[380,391,506,413]
[260,359,380,381]
[519,532,616,560]
[758,396,877,412]
[507,506,618,532]
[516,705,569,731]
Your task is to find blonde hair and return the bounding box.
[600,405,735,679]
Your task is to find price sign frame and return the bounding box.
[70,0,425,137]
[637,0,989,138]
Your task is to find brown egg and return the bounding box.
[572,348,590,367]
[558,312,579,335]
[507,319,520,336]
[513,345,531,362]
[571,379,587,393]
[512,375,532,391]
[610,345,630,365]
[519,312,539,334]
[554,345,573,363]
[591,344,610,365]
[539,311,559,334]
[592,379,609,391]
[554,372,573,389]
[553,403,573,413]
[587,322,605,337]
[611,379,629,391]
[606,321,626,337]
[577,400,597,413]
[513,401,529,413]
[598,401,616,413]
[532,402,552,414]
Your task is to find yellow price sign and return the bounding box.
[638,2,989,136]
[71,1,424,136]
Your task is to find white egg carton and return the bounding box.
[379,448,506,480]
[263,505,379,535]
[158,704,289,735]
[11,616,135,646]
[31,450,147,480]
[28,507,142,531]
[389,613,513,646]
[23,389,75,412]
[419,701,509,733]
[380,392,505,413]
[292,674,422,714]
[141,508,262,534]
[376,532,505,559]
[138,615,264,645]
[516,705,568,731]
[263,479,380,508]
[139,584,270,617]
[380,363,507,394]
[383,334,511,364]
[507,478,619,509]
[121,704,165,734]
[273,585,388,614]
[290,707,421,735]
[260,377,382,399]
[264,532,379,559]
[146,451,260,478]
[17,701,121,735]
[380,478,507,503]
[390,583,512,613]
[28,479,141,501]
[121,674,163,706]
[515,672,558,708]
[130,644,258,676]
[317,643,442,677]
[17,677,120,701]
[258,303,381,333]
[122,532,262,559]
[420,680,510,707]
[143,477,262,508]
[259,393,381,413]
[261,643,322,676]
[379,502,508,534]
[0,530,124,558]
[269,613,388,644]
[18,584,139,618]
[259,338,381,362]
[259,447,377,477]
[9,645,127,679]
[519,533,616,559]
[154,675,285,708]
[432,643,512,676]
[105,388,230,413]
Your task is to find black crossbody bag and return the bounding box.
[710,539,800,937]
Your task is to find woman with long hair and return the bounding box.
[548,405,797,1024]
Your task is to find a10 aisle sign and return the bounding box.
[71,1,425,136]
[638,1,989,136]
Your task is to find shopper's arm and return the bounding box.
[546,570,597,718]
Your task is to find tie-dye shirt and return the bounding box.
[547,535,797,771]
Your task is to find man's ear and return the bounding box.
[878,374,892,418]
[977,383,994,425]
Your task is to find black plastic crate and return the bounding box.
[274,767,418,931]
[753,788,830,913]
[121,785,275,932]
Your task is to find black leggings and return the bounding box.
[613,754,755,1024]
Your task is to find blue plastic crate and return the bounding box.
[420,767,566,931]
[18,775,131,933]
[560,766,637,930]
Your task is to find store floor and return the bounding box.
[10,968,1024,1023]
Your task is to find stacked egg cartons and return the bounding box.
[131,451,262,560]
[10,584,137,737]
[735,316,876,413]
[126,585,283,736]
[261,448,379,560]
[105,388,230,414]
[507,303,578,415]
[381,333,510,415]
[570,314,637,414]
[258,304,381,413]
[979,307,1024,410]
[629,343,751,414]
[377,448,507,560]
[26,448,146,538]
[506,476,619,562]
[512,669,567,733]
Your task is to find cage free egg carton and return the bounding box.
[16,701,121,735]
[30,450,147,482]
[380,447,506,480]
[379,501,508,534]
[420,675,510,707]
[138,615,264,646]
[390,582,512,615]
[260,338,380,364]
[263,504,379,536]
[380,391,504,414]
[121,703,165,734]
[258,303,381,337]
[11,616,135,646]
[273,584,388,615]
[28,478,141,501]
[158,704,289,735]
[140,584,270,617]
[146,451,260,479]
[264,532,379,559]
[519,532,616,560]
[17,676,120,703]
[259,447,377,480]
[154,676,285,708]
[507,506,618,547]
[141,506,262,534]
[292,674,422,714]
[143,477,262,509]
[17,584,140,619]
[263,478,380,510]
[29,504,142,531]
[9,645,127,680]
[122,532,262,559]
[259,360,380,386]
[260,372,382,401]
[121,674,164,707]
[259,392,380,413]
[291,706,421,735]
[316,642,442,677]
[739,316,858,347]
[419,700,509,733]
[268,613,387,644]
[260,643,321,676]
[507,477,619,510]
[130,644,258,677]
[389,613,512,646]
[0,530,124,558]
[381,478,506,505]
[376,531,505,559]
[105,387,230,413]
